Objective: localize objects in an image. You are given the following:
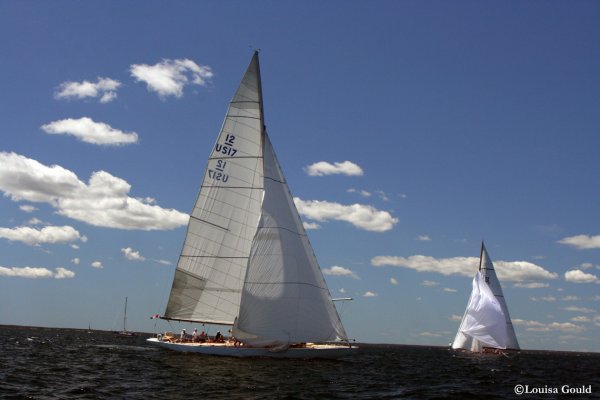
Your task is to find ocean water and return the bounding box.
[1,326,599,399]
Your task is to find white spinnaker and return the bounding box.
[452,271,508,350]
[233,134,348,346]
[164,53,264,325]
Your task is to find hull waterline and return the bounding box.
[146,338,357,359]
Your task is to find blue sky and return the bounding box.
[1,1,599,352]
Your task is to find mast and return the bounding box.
[123,297,127,333]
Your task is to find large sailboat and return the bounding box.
[452,242,519,353]
[147,52,356,358]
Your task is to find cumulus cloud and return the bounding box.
[55,77,121,103]
[558,234,600,249]
[513,319,585,333]
[390,277,398,285]
[19,205,37,213]
[371,254,558,283]
[513,282,549,289]
[91,261,103,269]
[41,117,138,146]
[130,58,213,98]
[562,306,595,313]
[121,247,145,261]
[0,225,86,246]
[322,265,359,279]
[419,331,441,337]
[0,152,188,230]
[363,291,378,297]
[417,235,431,241]
[565,269,599,284]
[303,221,321,230]
[450,314,463,321]
[294,197,398,232]
[443,288,457,293]
[0,265,75,279]
[305,161,364,177]
[421,280,439,287]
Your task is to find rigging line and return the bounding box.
[243,281,328,291]
[200,185,264,189]
[264,176,285,184]
[181,255,249,259]
[226,115,261,120]
[256,225,307,237]
[189,215,229,231]
[209,155,263,160]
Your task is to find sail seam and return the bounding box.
[189,215,230,231]
[264,176,285,184]
[256,225,306,237]
[181,255,249,259]
[243,281,327,290]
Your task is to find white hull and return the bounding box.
[146,338,356,359]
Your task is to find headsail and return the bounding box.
[452,242,520,351]
[164,53,264,325]
[478,243,520,350]
[452,271,507,350]
[233,134,348,346]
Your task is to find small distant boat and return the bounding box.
[452,242,519,354]
[117,297,137,337]
[147,52,356,359]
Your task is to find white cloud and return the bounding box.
[421,280,439,287]
[91,261,103,269]
[513,319,585,334]
[41,117,138,146]
[19,205,37,213]
[530,296,556,302]
[0,225,86,246]
[0,152,188,230]
[389,277,398,285]
[71,258,80,265]
[443,288,457,293]
[55,77,121,103]
[294,197,398,232]
[54,267,75,279]
[152,259,172,266]
[130,58,213,98]
[322,265,359,279]
[558,234,600,249]
[371,254,558,282]
[561,296,581,301]
[305,161,364,177]
[0,265,75,279]
[303,221,321,230]
[571,316,591,323]
[363,291,378,297]
[565,269,599,284]
[513,282,549,289]
[562,306,595,313]
[419,331,441,337]
[417,235,431,241]
[121,247,145,261]
[450,314,463,321]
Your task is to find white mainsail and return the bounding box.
[164,53,264,325]
[452,243,520,351]
[163,51,349,348]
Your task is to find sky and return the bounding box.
[0,1,599,352]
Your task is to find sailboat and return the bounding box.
[452,242,519,354]
[147,52,356,358]
[117,297,137,337]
